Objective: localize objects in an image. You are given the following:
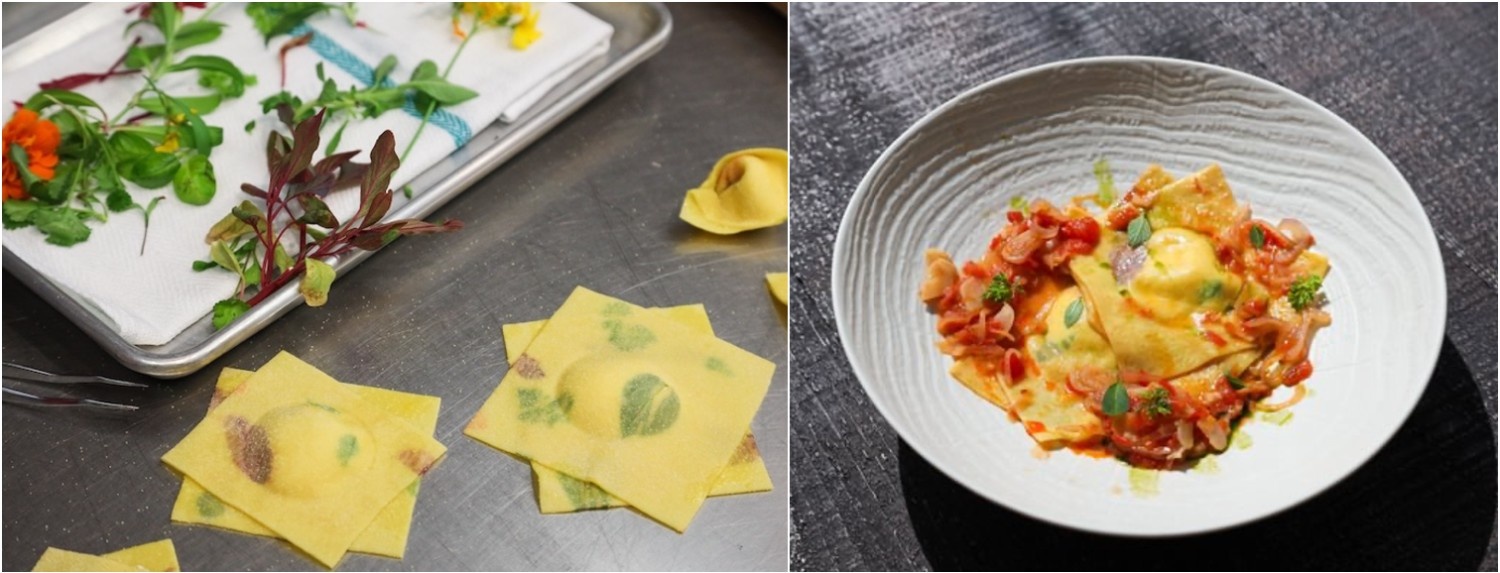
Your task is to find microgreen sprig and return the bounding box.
[200,105,463,329]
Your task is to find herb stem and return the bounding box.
[399,19,478,163]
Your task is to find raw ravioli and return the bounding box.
[501,305,773,513]
[679,148,789,234]
[466,287,775,531]
[170,368,440,559]
[161,352,446,567]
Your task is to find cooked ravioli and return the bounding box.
[466,287,775,532]
[948,357,1012,411]
[924,161,1332,468]
[500,305,773,514]
[171,368,440,559]
[1145,164,1240,234]
[1011,287,1110,444]
[161,352,446,567]
[99,540,179,572]
[1070,230,1252,378]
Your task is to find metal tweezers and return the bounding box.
[2,362,145,411]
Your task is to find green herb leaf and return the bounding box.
[244,120,256,133]
[409,60,440,82]
[274,245,294,273]
[300,257,336,307]
[206,201,260,243]
[1101,381,1130,416]
[373,55,397,85]
[405,79,479,105]
[22,89,106,115]
[1126,213,1152,248]
[211,298,250,330]
[106,190,134,213]
[1064,297,1085,328]
[173,155,217,205]
[192,260,219,272]
[1287,274,1323,311]
[324,120,348,157]
[149,2,182,41]
[2,200,40,229]
[1226,372,1245,390]
[245,2,332,43]
[199,69,256,98]
[136,93,223,117]
[31,207,91,246]
[1249,225,1265,250]
[982,273,1013,304]
[123,152,180,190]
[123,43,165,70]
[1093,158,1115,205]
[243,255,262,287]
[109,131,156,163]
[173,20,226,50]
[209,240,243,277]
[619,373,680,438]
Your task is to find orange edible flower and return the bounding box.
[2,108,61,201]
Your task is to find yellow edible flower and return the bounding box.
[154,132,180,153]
[510,4,541,49]
[451,2,540,50]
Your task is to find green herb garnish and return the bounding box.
[1064,297,1085,328]
[1226,372,1245,390]
[1139,387,1172,418]
[983,273,1014,304]
[1249,225,1265,249]
[1101,381,1129,416]
[1287,274,1323,311]
[1126,212,1151,248]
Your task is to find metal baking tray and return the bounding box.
[2,2,672,379]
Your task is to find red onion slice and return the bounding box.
[1111,243,1148,284]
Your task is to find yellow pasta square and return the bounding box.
[466,287,775,531]
[32,549,140,572]
[100,539,179,572]
[161,352,446,567]
[170,368,440,559]
[500,305,773,514]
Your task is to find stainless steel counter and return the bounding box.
[2,3,789,570]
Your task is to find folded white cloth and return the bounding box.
[1,3,612,345]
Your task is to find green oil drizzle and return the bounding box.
[1260,411,1294,426]
[1128,467,1159,497]
[1232,430,1254,450]
[1193,455,1221,475]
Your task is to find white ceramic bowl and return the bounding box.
[831,56,1446,536]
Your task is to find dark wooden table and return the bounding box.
[789,3,1496,571]
[3,3,788,571]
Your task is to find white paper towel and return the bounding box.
[1,3,612,345]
